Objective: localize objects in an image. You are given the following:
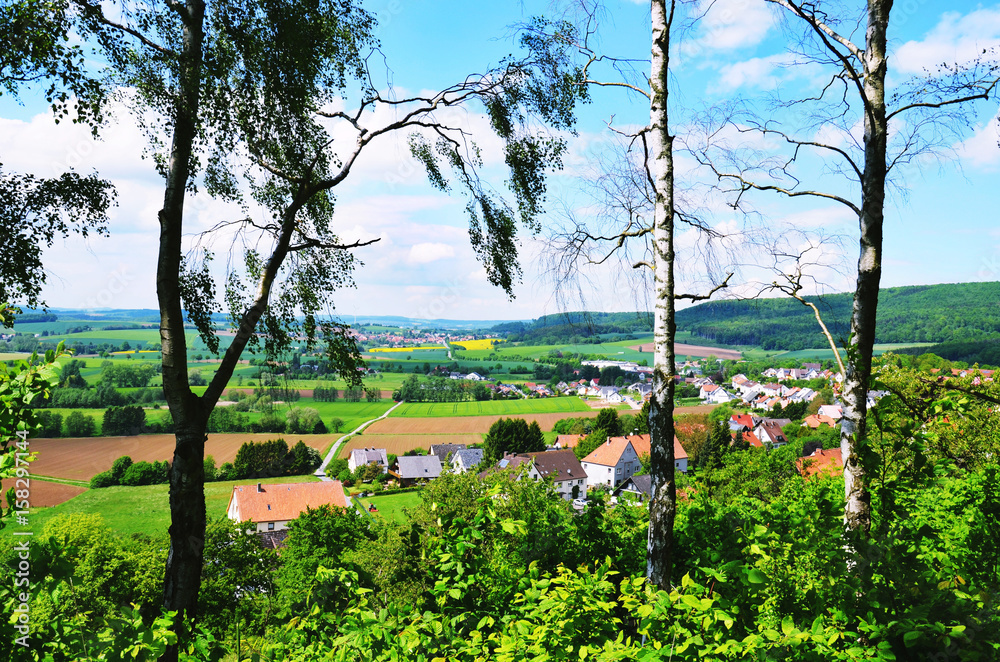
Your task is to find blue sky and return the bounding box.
[2,0,999,322]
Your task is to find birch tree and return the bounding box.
[694,0,999,535]
[532,0,733,587]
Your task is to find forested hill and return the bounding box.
[676,282,1000,350]
[491,311,654,343]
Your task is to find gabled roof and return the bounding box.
[615,474,652,498]
[582,436,633,466]
[523,449,585,482]
[350,448,388,465]
[452,448,484,467]
[228,481,347,523]
[429,443,467,458]
[605,433,688,461]
[396,454,443,479]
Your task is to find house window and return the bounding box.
[267,522,274,531]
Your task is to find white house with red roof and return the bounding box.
[227,480,348,533]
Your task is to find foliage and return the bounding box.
[594,407,622,436]
[274,504,376,613]
[101,405,146,436]
[0,169,114,312]
[199,517,279,637]
[482,417,545,462]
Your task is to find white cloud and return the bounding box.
[680,0,776,61]
[955,111,1000,168]
[894,8,1000,75]
[407,242,456,264]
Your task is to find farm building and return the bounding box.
[227,480,348,533]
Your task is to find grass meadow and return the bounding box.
[391,397,592,418]
[356,489,422,525]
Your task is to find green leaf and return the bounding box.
[746,569,766,584]
[903,631,922,647]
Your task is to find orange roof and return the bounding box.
[228,481,348,523]
[731,431,763,447]
[730,414,755,429]
[556,434,583,448]
[796,448,843,478]
[605,433,688,461]
[803,414,838,429]
[583,436,633,466]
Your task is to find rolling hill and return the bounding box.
[675,282,1000,350]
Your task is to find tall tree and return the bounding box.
[695,0,999,535]
[54,1,584,653]
[530,0,731,587]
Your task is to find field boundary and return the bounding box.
[317,400,404,478]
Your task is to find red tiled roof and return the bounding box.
[731,414,755,429]
[228,481,348,523]
[796,448,843,478]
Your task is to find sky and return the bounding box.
[2,0,999,323]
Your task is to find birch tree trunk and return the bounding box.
[646,0,678,589]
[841,0,891,535]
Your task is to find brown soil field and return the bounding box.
[630,343,742,361]
[673,404,719,415]
[338,434,486,459]
[25,433,340,482]
[0,478,87,508]
[366,411,601,435]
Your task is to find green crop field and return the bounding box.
[29,474,323,539]
[391,397,592,418]
[356,489,422,525]
[762,343,935,361]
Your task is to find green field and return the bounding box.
[391,397,592,418]
[29,474,323,539]
[356,489,422,525]
[456,335,654,363]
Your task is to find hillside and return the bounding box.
[676,282,1000,350]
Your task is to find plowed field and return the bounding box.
[366,411,600,435]
[338,434,485,458]
[0,478,87,507]
[25,433,339,481]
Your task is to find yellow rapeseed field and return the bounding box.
[450,339,503,351]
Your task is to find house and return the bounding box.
[554,434,583,450]
[227,480,348,533]
[581,436,641,488]
[394,455,443,486]
[614,474,652,502]
[699,384,720,400]
[348,447,388,473]
[705,387,735,404]
[755,419,790,447]
[466,372,485,381]
[818,404,843,420]
[451,448,484,473]
[802,414,839,429]
[623,433,689,473]
[729,413,758,432]
[796,447,843,478]
[429,443,467,459]
[504,449,590,500]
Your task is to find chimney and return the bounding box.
[257,483,263,492]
